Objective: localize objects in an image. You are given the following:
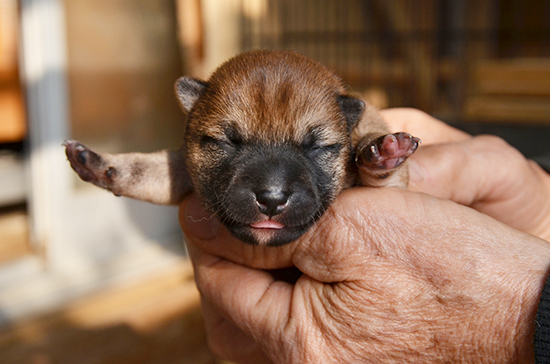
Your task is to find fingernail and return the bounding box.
[181,195,221,240]
[407,159,425,187]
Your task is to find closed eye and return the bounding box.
[301,128,323,149]
[200,135,218,146]
[319,143,342,152]
[200,135,237,152]
[223,123,245,146]
[200,124,248,154]
[301,128,342,154]
[303,141,342,158]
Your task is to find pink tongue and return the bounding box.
[250,220,285,229]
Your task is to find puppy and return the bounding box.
[64,50,419,246]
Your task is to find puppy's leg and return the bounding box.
[64,140,191,205]
[355,132,420,188]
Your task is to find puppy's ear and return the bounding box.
[337,95,365,130]
[174,76,208,112]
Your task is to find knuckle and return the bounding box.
[407,107,431,119]
[475,134,509,149]
[474,135,526,166]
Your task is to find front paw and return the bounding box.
[63,140,115,190]
[356,133,420,171]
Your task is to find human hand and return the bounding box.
[380,108,550,242]
[180,189,550,364]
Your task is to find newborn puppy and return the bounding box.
[65,50,419,246]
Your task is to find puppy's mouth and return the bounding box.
[249,220,285,230]
[222,217,315,246]
[216,199,324,246]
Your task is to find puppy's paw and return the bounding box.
[63,140,118,193]
[356,132,420,171]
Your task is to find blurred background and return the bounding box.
[0,0,549,362]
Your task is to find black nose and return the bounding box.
[255,190,289,217]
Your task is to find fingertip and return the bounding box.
[405,142,470,201]
[405,146,450,196]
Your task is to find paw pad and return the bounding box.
[357,132,420,170]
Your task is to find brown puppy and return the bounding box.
[64,50,419,246]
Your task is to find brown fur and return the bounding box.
[64,50,419,246]
[184,51,357,208]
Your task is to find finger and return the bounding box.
[200,299,272,364]
[181,190,393,282]
[187,242,293,351]
[288,187,451,282]
[407,135,521,203]
[379,108,471,145]
[407,135,550,237]
[182,189,432,282]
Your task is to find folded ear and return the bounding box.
[337,95,365,131]
[174,76,208,112]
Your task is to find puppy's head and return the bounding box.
[176,50,364,246]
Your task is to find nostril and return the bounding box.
[255,190,289,217]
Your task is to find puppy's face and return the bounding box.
[177,51,364,246]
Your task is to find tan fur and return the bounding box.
[184,51,357,206]
[64,50,418,245]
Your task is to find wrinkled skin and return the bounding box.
[382,108,550,243]
[179,108,550,364]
